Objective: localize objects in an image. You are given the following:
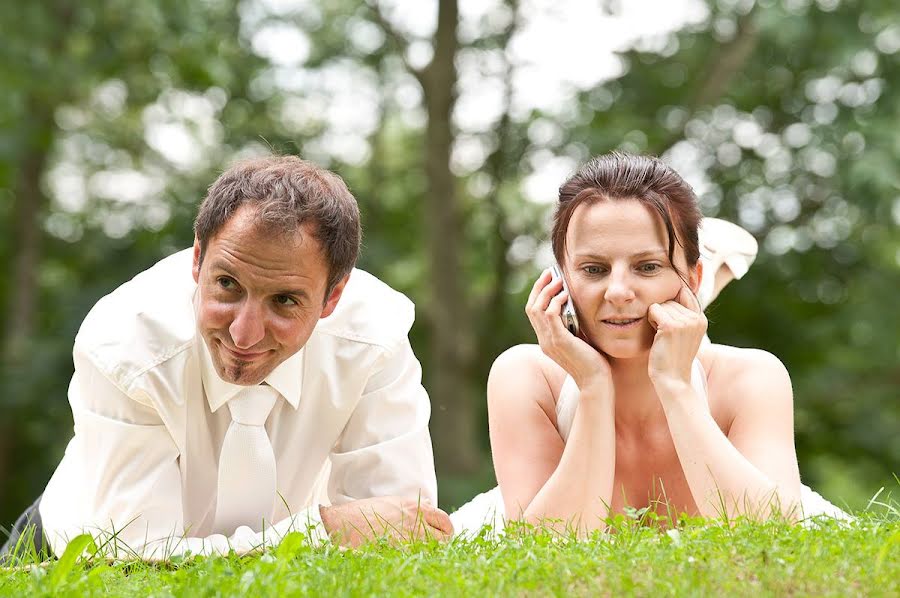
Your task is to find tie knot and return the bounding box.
[227,385,278,426]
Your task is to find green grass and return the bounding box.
[2,506,898,597]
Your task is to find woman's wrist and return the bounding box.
[651,376,695,403]
[654,380,711,423]
[577,374,615,401]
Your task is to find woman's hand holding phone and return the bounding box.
[525,269,613,396]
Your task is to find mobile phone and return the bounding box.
[550,264,579,336]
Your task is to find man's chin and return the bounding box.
[214,358,271,386]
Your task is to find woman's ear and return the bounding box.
[689,260,703,295]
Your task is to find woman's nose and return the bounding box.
[603,268,636,305]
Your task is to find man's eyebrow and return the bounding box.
[275,288,311,300]
[207,260,312,299]
[208,260,236,276]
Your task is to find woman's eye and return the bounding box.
[274,295,297,306]
[638,263,661,274]
[583,265,605,275]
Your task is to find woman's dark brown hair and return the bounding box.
[551,152,702,275]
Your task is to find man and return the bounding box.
[1,156,451,562]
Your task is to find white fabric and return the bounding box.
[451,360,850,535]
[214,386,279,535]
[40,248,438,560]
[697,217,759,308]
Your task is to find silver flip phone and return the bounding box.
[550,264,579,336]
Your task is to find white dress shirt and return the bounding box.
[39,249,437,560]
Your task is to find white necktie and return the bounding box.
[214,385,279,534]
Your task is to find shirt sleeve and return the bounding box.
[326,337,438,505]
[40,349,329,562]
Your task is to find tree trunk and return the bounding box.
[4,140,50,362]
[653,11,760,157]
[420,0,480,474]
[0,108,53,515]
[474,0,520,387]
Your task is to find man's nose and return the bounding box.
[229,300,266,349]
[604,267,636,305]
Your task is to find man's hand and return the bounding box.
[319,496,453,547]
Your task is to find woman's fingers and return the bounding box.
[662,302,692,325]
[538,277,564,312]
[525,271,572,354]
[650,296,708,341]
[676,284,703,313]
[525,269,551,311]
[668,288,707,332]
[545,288,568,316]
[526,270,562,313]
[649,302,678,330]
[532,290,569,344]
[648,303,662,329]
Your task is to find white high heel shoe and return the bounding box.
[697,217,759,310]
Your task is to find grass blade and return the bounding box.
[49,534,96,588]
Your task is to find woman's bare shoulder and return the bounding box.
[488,344,569,412]
[701,343,793,408]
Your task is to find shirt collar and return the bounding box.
[192,285,305,412]
[196,331,305,413]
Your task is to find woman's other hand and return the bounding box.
[647,284,708,395]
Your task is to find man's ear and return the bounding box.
[689,260,703,295]
[320,274,350,319]
[192,237,202,284]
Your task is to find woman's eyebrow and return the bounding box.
[631,249,668,258]
[574,248,667,260]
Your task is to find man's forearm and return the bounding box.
[45,506,330,562]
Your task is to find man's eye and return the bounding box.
[584,265,605,275]
[274,295,297,306]
[217,277,236,289]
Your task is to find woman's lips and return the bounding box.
[601,317,643,330]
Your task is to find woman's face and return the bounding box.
[563,199,701,359]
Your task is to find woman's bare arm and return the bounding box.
[488,345,616,534]
[659,348,802,519]
[648,286,801,520]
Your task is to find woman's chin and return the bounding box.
[585,333,650,360]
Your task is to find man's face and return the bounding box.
[192,205,346,385]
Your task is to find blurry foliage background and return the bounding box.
[1,0,898,525]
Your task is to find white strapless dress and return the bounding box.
[450,360,850,536]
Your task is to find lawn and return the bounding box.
[1,511,898,597]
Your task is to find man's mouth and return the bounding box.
[221,342,268,361]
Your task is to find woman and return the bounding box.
[451,153,846,535]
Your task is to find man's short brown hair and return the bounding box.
[194,156,361,295]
